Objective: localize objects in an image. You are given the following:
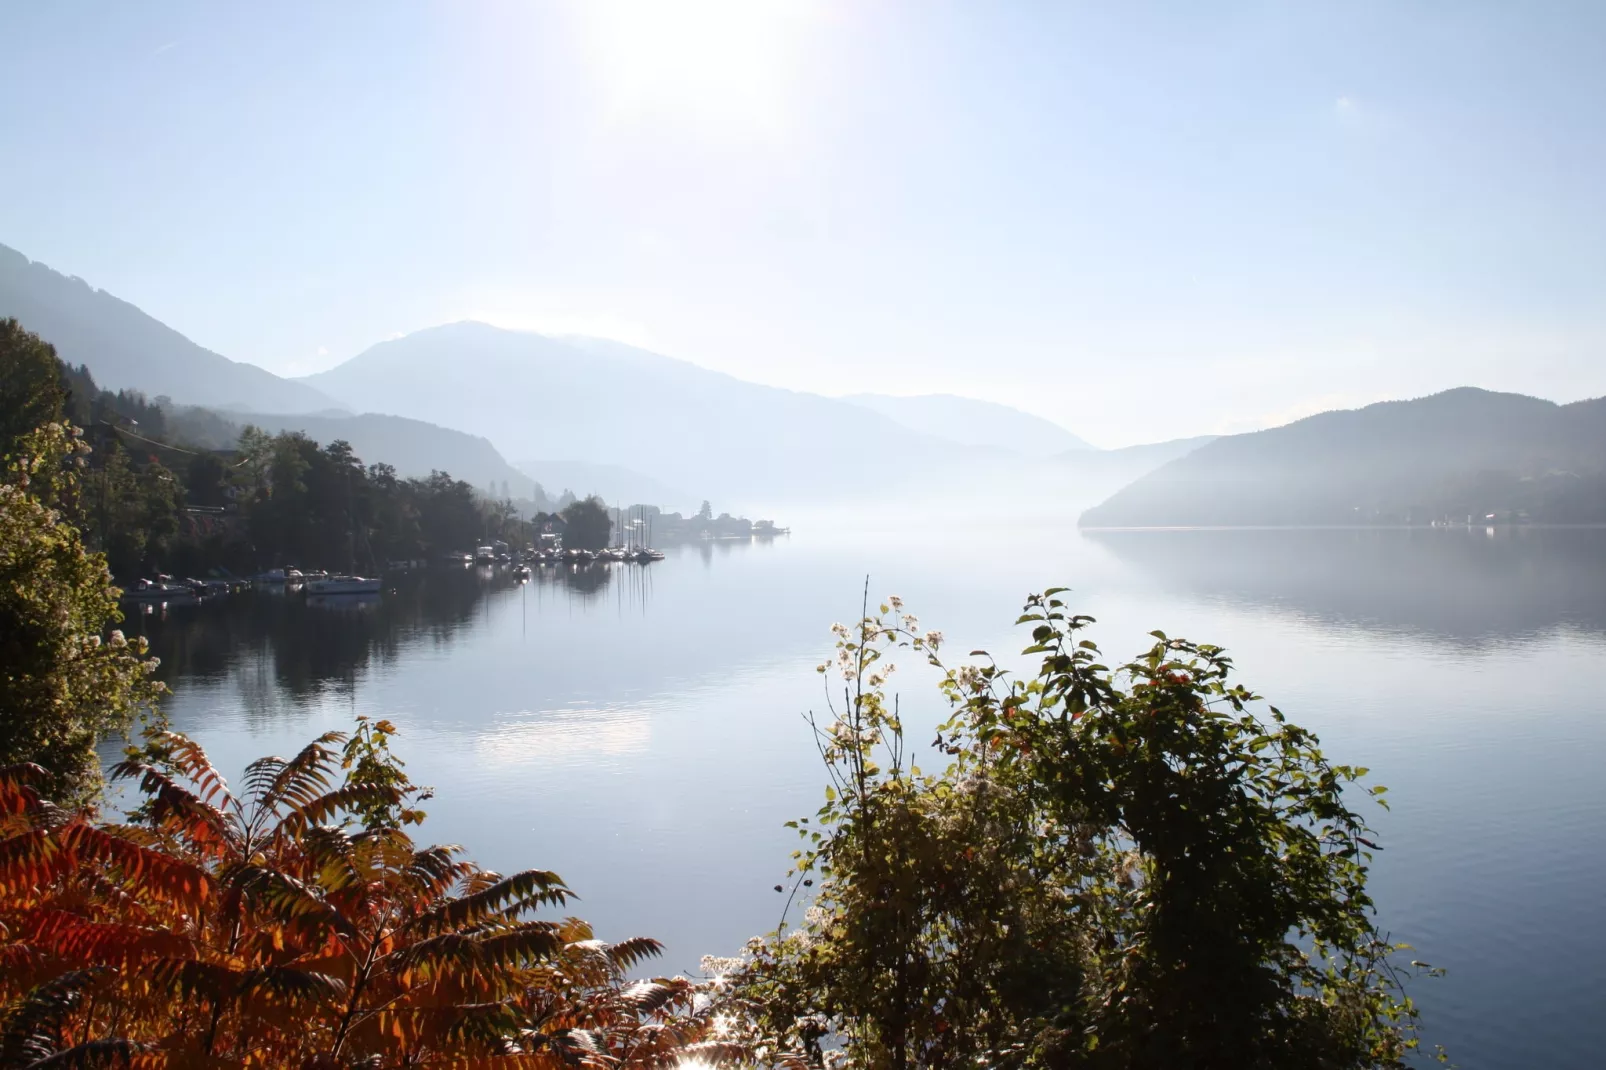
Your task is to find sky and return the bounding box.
[2,0,1603,447]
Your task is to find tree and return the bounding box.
[714,591,1442,1069]
[0,423,164,804]
[0,717,727,1065]
[185,450,230,507]
[561,495,613,550]
[0,319,67,460]
[698,499,713,521]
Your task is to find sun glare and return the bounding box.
[579,0,815,133]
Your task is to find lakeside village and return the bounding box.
[126,502,789,606]
[15,351,787,608]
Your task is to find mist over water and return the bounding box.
[118,521,1606,1070]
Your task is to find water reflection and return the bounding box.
[1086,526,1606,642]
[124,561,654,700]
[120,527,1606,1069]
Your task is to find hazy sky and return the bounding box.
[3,1,1602,446]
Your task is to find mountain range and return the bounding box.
[842,393,1095,454]
[1081,388,1606,527]
[301,322,1018,505]
[0,242,337,414]
[0,240,1209,509]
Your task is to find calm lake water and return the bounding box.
[116,522,1606,1069]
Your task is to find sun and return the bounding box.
[577,0,816,134]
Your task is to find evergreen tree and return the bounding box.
[0,319,67,460]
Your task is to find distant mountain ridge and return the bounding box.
[300,322,977,505]
[842,393,1094,454]
[0,242,338,413]
[513,459,692,514]
[1080,388,1606,527]
[0,241,1298,514]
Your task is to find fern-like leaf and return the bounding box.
[0,968,111,1065]
[407,870,572,937]
[603,937,665,973]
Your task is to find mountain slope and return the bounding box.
[1080,388,1606,527]
[162,405,546,498]
[301,322,970,505]
[241,411,535,494]
[842,393,1094,454]
[0,242,338,413]
[514,459,692,513]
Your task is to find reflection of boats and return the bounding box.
[305,575,382,595]
[306,592,381,611]
[475,545,496,565]
[513,564,532,581]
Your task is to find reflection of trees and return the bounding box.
[128,569,490,699]
[126,563,646,701]
[1088,526,1606,643]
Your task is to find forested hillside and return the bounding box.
[0,242,337,412]
[1081,388,1606,527]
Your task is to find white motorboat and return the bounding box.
[121,576,197,603]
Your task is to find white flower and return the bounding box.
[108,630,126,647]
[923,630,943,649]
[888,595,904,611]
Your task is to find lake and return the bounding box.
[116,521,1606,1069]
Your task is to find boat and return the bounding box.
[474,545,496,565]
[121,576,197,603]
[305,575,382,595]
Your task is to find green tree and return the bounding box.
[78,439,183,579]
[561,495,613,550]
[185,450,230,507]
[0,319,68,460]
[0,423,164,804]
[716,591,1441,1069]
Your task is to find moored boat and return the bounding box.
[121,576,197,603]
[305,575,382,595]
